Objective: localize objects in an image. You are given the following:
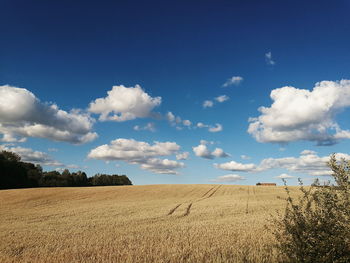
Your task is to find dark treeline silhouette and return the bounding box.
[0,150,132,189]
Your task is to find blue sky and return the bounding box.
[1,0,350,185]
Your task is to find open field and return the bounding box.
[0,184,300,262]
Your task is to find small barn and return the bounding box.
[256,182,276,186]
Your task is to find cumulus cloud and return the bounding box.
[193,144,212,159]
[176,152,190,160]
[265,51,275,65]
[139,158,184,174]
[222,76,243,87]
[215,95,229,103]
[248,80,350,145]
[166,112,191,130]
[214,160,256,171]
[193,141,229,159]
[88,85,161,122]
[87,138,184,174]
[183,120,192,126]
[0,85,97,144]
[0,145,62,166]
[166,111,185,129]
[196,122,223,133]
[208,123,223,133]
[215,151,350,177]
[133,122,156,132]
[166,112,176,123]
[275,173,294,179]
[203,100,214,108]
[212,148,229,158]
[212,174,245,182]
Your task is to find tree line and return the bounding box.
[0,150,132,189]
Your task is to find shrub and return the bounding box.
[273,154,350,263]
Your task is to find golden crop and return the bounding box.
[0,184,300,262]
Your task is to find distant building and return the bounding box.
[256,182,276,186]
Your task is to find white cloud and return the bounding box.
[140,158,184,174]
[0,85,97,144]
[275,173,294,179]
[203,100,214,108]
[215,95,229,103]
[88,138,184,174]
[193,144,212,159]
[176,152,190,160]
[133,122,156,132]
[212,148,229,158]
[166,111,186,129]
[248,80,350,145]
[166,112,222,133]
[222,76,243,87]
[88,85,161,122]
[241,155,251,160]
[300,150,317,155]
[183,120,192,126]
[197,122,208,128]
[175,116,182,124]
[279,147,286,152]
[208,123,223,133]
[215,151,350,177]
[166,111,176,123]
[197,122,223,133]
[88,138,179,160]
[193,141,229,159]
[265,51,275,65]
[0,145,62,166]
[200,140,213,145]
[212,174,245,182]
[308,171,333,176]
[203,95,229,109]
[214,160,256,172]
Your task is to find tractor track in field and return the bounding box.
[246,186,250,214]
[167,204,182,215]
[166,185,222,217]
[195,185,222,202]
[207,185,222,198]
[183,203,192,216]
[201,186,216,197]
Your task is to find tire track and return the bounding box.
[196,185,222,202]
[207,185,222,198]
[201,186,216,197]
[246,186,250,214]
[183,185,221,216]
[183,203,192,216]
[167,185,222,217]
[167,204,182,215]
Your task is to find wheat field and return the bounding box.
[0,184,299,262]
